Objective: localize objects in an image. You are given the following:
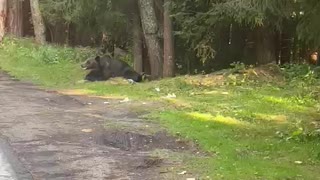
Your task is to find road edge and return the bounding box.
[0,135,33,180]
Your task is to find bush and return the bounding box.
[1,37,94,65]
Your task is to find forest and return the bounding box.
[0,0,319,179]
[0,0,319,78]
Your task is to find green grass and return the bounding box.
[151,88,320,179]
[1,37,320,179]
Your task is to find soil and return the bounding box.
[185,63,285,87]
[0,71,197,180]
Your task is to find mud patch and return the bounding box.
[136,156,164,169]
[97,131,190,152]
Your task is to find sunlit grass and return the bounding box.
[151,110,320,179]
[254,113,288,123]
[186,112,249,126]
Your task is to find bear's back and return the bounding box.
[101,56,133,76]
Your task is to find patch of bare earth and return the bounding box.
[0,71,201,180]
[185,63,285,87]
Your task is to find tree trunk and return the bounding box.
[212,24,232,70]
[138,0,163,79]
[230,23,246,64]
[22,0,34,37]
[254,26,276,65]
[142,37,151,74]
[50,23,66,44]
[0,0,7,42]
[7,0,23,36]
[132,6,143,73]
[30,0,46,44]
[292,35,300,64]
[163,0,175,77]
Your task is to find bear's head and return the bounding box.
[81,56,101,70]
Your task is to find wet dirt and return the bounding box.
[0,71,196,180]
[98,131,189,152]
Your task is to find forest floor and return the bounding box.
[0,37,320,179]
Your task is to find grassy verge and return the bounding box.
[1,37,320,179]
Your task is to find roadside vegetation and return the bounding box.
[1,37,320,179]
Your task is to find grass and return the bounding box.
[151,88,320,179]
[1,37,320,179]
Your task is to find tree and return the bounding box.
[170,0,294,66]
[254,25,276,64]
[163,0,175,77]
[0,0,7,42]
[7,0,23,36]
[131,0,143,73]
[25,0,317,75]
[30,0,46,44]
[133,4,143,73]
[138,0,163,79]
[297,0,320,48]
[40,0,130,48]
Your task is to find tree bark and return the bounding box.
[132,6,143,73]
[142,38,151,74]
[138,0,163,79]
[7,0,23,37]
[163,0,175,77]
[254,26,276,65]
[22,0,34,37]
[0,0,7,42]
[30,0,46,44]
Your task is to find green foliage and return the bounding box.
[230,61,246,72]
[1,37,93,65]
[170,0,294,65]
[282,64,320,85]
[40,0,80,24]
[297,0,320,47]
[37,0,320,76]
[0,38,320,179]
[170,0,320,72]
[0,37,93,87]
[40,0,130,47]
[118,52,134,67]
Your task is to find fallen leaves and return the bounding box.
[120,97,130,103]
[294,161,303,165]
[178,171,187,175]
[81,129,93,133]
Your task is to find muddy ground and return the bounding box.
[0,71,199,180]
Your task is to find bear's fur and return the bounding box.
[81,55,146,82]
[83,69,105,82]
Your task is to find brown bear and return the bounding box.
[81,55,147,82]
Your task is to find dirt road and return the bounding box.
[0,71,193,180]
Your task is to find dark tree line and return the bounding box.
[0,0,319,79]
